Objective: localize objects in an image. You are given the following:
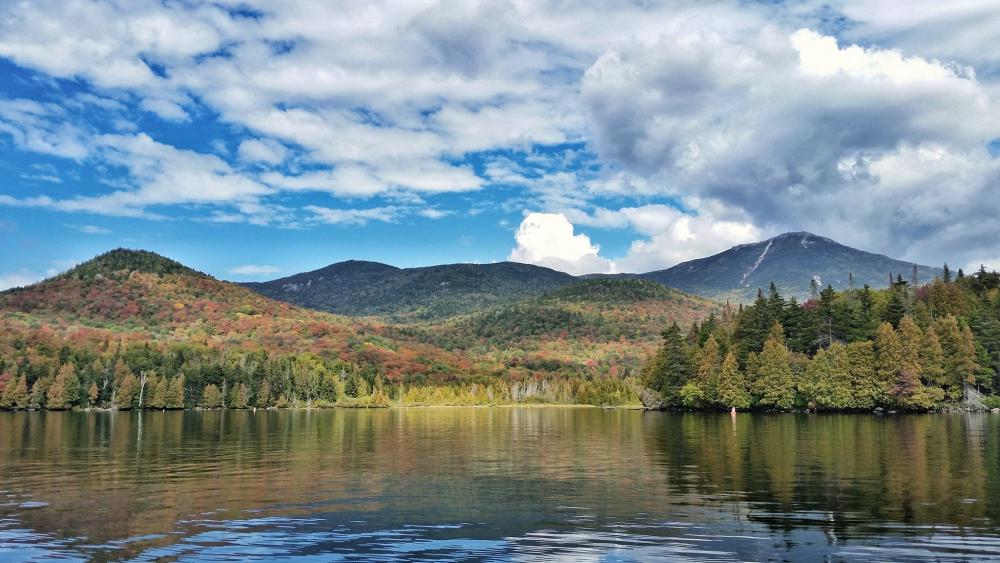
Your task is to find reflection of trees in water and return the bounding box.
[642,412,1000,537]
[0,410,998,558]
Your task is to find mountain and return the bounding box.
[245,260,577,321]
[397,278,720,376]
[638,232,942,301]
[0,250,469,379]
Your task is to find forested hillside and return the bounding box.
[246,260,577,321]
[642,267,1000,411]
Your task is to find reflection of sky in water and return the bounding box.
[1,409,1000,560]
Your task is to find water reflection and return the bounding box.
[0,409,998,560]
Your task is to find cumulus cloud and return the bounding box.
[237,138,288,165]
[563,203,762,272]
[228,264,280,276]
[1,0,1000,271]
[581,23,1000,267]
[509,212,614,275]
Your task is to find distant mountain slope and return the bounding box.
[639,232,942,301]
[246,260,577,321]
[0,250,471,378]
[402,278,720,376]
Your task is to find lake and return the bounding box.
[1,408,999,561]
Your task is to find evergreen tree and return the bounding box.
[117,372,138,409]
[202,384,223,408]
[256,378,272,408]
[802,343,852,409]
[874,322,902,400]
[882,288,908,328]
[696,335,722,404]
[642,323,694,406]
[716,351,750,409]
[148,376,167,409]
[897,316,924,376]
[920,327,946,388]
[750,323,795,410]
[88,382,99,407]
[230,383,250,409]
[166,374,185,409]
[47,363,80,410]
[11,375,29,410]
[847,340,879,409]
[29,376,51,409]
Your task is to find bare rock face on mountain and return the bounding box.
[638,232,942,301]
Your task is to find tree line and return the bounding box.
[643,266,1000,411]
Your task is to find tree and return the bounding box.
[750,323,795,410]
[256,378,272,408]
[801,343,852,410]
[88,382,99,407]
[29,376,51,409]
[166,374,185,409]
[642,323,694,406]
[874,322,901,401]
[847,341,879,409]
[897,316,924,376]
[882,288,908,328]
[116,372,138,409]
[10,375,29,410]
[889,370,944,410]
[693,335,722,405]
[47,363,80,410]
[202,384,223,408]
[148,376,167,409]
[230,382,250,409]
[716,350,750,409]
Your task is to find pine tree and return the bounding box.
[715,351,750,409]
[750,323,795,410]
[202,384,223,408]
[88,382,99,407]
[882,288,908,328]
[148,376,167,409]
[166,374,185,409]
[11,375,29,410]
[47,363,80,410]
[256,378,272,408]
[937,315,970,399]
[874,322,902,401]
[847,340,879,409]
[897,316,924,376]
[802,343,852,409]
[29,376,52,409]
[695,335,722,405]
[642,323,694,406]
[117,372,138,409]
[230,383,250,409]
[921,327,946,388]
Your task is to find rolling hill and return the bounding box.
[245,260,577,321]
[638,232,942,301]
[0,249,472,380]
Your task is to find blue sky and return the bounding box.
[2,1,1000,288]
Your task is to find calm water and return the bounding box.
[1,409,999,561]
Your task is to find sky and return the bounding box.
[1,0,999,289]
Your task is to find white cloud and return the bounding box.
[305,205,401,226]
[68,224,112,234]
[509,212,614,275]
[0,269,42,291]
[228,264,280,276]
[581,23,1000,267]
[237,138,288,165]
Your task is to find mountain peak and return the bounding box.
[641,233,941,301]
[60,249,204,280]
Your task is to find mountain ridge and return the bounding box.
[637,231,942,301]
